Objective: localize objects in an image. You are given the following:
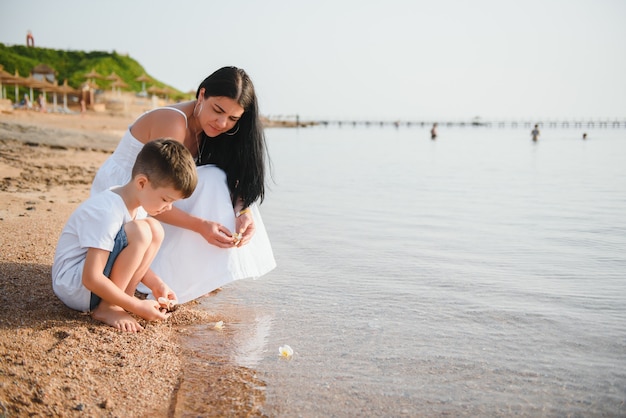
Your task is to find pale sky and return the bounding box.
[1,0,625,122]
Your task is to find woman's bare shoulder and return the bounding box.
[132,103,193,141]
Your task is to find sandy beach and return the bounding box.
[0,108,264,417]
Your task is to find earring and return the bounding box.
[225,123,240,136]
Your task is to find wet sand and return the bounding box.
[0,108,265,417]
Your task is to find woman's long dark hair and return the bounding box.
[196,67,267,208]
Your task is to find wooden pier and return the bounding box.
[264,116,626,129]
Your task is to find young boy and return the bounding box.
[52,139,198,332]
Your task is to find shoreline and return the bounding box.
[0,110,265,416]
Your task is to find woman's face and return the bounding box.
[197,92,244,137]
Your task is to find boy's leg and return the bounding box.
[91,219,163,332]
[108,218,164,296]
[89,225,129,310]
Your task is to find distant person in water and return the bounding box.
[430,123,438,140]
[582,133,588,140]
[531,124,540,142]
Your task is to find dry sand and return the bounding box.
[0,109,266,417]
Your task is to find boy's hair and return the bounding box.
[131,138,197,198]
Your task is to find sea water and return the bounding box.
[177,126,626,417]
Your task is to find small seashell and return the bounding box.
[212,320,224,330]
[278,345,293,358]
[157,297,177,312]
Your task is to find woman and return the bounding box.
[91,67,275,303]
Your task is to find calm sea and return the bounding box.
[176,126,626,417]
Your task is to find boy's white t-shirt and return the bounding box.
[51,189,143,312]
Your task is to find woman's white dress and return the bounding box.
[91,110,276,304]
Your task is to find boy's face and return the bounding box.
[139,181,184,216]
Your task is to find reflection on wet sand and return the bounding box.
[172,300,274,416]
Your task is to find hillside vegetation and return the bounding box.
[0,43,186,101]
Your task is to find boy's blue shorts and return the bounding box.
[89,225,128,310]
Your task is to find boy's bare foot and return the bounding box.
[91,303,144,332]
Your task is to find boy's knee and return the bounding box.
[124,218,164,248]
[144,218,164,243]
[124,219,158,246]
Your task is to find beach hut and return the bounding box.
[31,64,57,84]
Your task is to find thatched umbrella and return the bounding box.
[51,80,60,111]
[146,85,165,108]
[79,80,100,108]
[50,79,74,111]
[11,74,27,101]
[0,64,8,86]
[84,68,102,87]
[106,71,121,81]
[106,72,122,93]
[56,79,77,109]
[111,79,129,96]
[0,65,15,100]
[135,73,151,93]
[147,85,163,96]
[21,75,43,103]
[160,86,173,102]
[84,68,101,79]
[34,77,55,110]
[0,67,21,101]
[10,70,25,101]
[0,64,10,80]
[36,77,55,94]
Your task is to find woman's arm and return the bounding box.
[154,206,236,248]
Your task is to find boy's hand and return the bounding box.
[135,299,170,321]
[152,284,178,312]
[153,284,177,303]
[157,296,178,312]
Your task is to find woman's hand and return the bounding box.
[197,219,236,248]
[235,211,256,247]
[155,207,234,248]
